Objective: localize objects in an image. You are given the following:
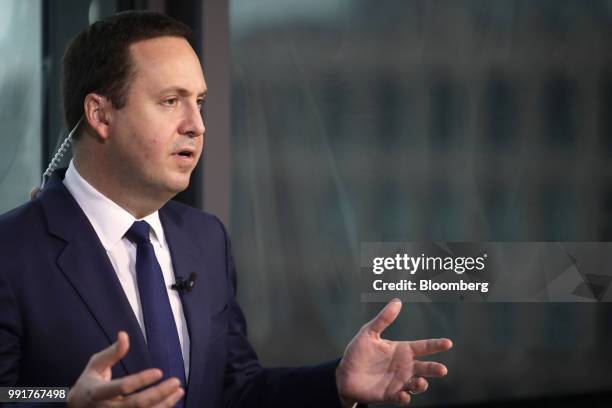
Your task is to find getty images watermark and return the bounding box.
[361,242,612,302]
[371,252,489,293]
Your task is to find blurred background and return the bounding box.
[1,0,612,406]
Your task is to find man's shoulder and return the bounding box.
[0,199,48,266]
[0,198,43,233]
[162,200,228,237]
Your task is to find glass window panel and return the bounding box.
[0,0,42,213]
[229,1,612,404]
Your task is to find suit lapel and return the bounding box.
[40,171,151,375]
[160,205,211,408]
[41,170,215,405]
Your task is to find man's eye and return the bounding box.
[197,99,205,110]
[163,98,178,106]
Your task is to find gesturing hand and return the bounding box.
[68,331,184,408]
[30,187,41,200]
[335,300,453,406]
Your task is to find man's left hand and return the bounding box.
[335,299,453,406]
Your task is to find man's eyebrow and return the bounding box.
[158,87,208,98]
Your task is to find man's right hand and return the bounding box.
[68,331,184,407]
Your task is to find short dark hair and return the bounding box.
[61,11,193,137]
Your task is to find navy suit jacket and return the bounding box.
[0,170,343,407]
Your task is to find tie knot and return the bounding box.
[126,221,151,244]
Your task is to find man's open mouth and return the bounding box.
[173,148,195,158]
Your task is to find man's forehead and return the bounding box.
[129,35,194,56]
[158,86,208,98]
[128,36,206,92]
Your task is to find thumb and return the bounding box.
[87,331,130,373]
[30,187,41,200]
[367,299,402,336]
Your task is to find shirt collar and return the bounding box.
[63,160,166,251]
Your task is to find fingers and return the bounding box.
[90,368,163,401]
[87,331,130,373]
[391,375,431,404]
[30,187,41,200]
[392,377,427,405]
[413,361,448,378]
[405,376,428,395]
[409,338,453,357]
[123,377,183,407]
[395,390,411,406]
[151,387,185,408]
[367,299,402,335]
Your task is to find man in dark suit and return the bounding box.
[0,11,452,407]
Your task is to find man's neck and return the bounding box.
[72,157,168,219]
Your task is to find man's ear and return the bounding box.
[83,93,113,140]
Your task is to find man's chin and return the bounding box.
[166,176,192,195]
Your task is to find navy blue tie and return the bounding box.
[126,221,186,403]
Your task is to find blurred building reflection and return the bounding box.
[230,1,612,405]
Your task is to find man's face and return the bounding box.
[106,36,206,199]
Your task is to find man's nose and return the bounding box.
[179,102,205,137]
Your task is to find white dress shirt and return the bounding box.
[63,160,190,378]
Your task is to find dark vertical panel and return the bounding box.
[542,75,578,148]
[601,71,612,154]
[201,0,231,221]
[376,75,402,147]
[599,185,612,240]
[429,77,467,148]
[541,182,577,240]
[42,0,90,167]
[485,75,519,149]
[319,70,350,150]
